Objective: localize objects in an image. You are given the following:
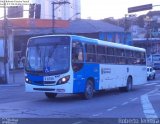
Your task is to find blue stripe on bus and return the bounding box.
[26,74,43,81]
[73,63,99,93]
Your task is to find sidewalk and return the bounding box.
[1,69,25,86]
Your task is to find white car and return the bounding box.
[147,67,156,80]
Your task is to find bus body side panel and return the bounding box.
[99,65,147,89]
[127,66,147,85]
[72,67,86,93]
[99,64,127,89]
[73,63,100,93]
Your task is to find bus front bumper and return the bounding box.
[25,83,73,94]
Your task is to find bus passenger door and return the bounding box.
[72,41,86,93]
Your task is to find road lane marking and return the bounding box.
[72,121,82,124]
[107,106,117,111]
[0,84,22,87]
[147,89,160,96]
[92,113,103,117]
[141,94,158,118]
[146,89,159,95]
[122,102,129,106]
[130,98,138,102]
[145,83,158,86]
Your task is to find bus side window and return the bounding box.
[140,52,146,65]
[97,45,106,63]
[85,44,96,63]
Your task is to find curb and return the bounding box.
[0,84,24,87]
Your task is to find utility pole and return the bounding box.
[51,1,70,33]
[124,14,128,44]
[3,0,9,83]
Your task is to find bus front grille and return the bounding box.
[33,88,55,91]
[29,81,56,86]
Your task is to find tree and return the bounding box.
[137,15,145,28]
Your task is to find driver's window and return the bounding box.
[72,41,84,63]
[72,41,84,72]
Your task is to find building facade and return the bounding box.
[132,11,160,56]
[0,19,131,70]
[29,0,81,20]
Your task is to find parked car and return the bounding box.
[147,67,156,80]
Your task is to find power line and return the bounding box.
[51,0,70,33]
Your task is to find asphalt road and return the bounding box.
[0,74,160,124]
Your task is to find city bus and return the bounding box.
[25,35,147,99]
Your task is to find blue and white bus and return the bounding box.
[25,35,146,99]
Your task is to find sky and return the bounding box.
[0,0,160,20]
[81,0,160,19]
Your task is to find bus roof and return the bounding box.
[29,34,145,52]
[71,35,145,52]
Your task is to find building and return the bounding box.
[132,11,160,56]
[0,18,69,69]
[133,38,160,56]
[0,19,131,70]
[29,0,81,20]
[54,19,132,45]
[131,25,146,38]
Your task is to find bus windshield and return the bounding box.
[25,36,70,75]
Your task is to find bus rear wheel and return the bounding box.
[45,92,57,99]
[83,80,94,100]
[125,77,133,92]
[119,77,132,92]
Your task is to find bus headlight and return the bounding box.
[25,77,29,82]
[25,77,32,84]
[57,75,70,85]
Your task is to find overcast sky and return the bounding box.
[81,0,160,19]
[0,0,159,19]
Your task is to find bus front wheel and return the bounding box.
[45,92,57,99]
[83,80,94,100]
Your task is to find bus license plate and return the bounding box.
[44,76,55,81]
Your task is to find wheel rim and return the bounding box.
[128,82,132,90]
[87,84,93,96]
[127,78,132,91]
[85,81,93,99]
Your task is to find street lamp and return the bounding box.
[68,12,80,21]
[124,14,137,45]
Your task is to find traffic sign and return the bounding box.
[128,4,152,13]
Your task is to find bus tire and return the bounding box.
[125,77,133,92]
[45,92,57,99]
[83,80,94,100]
[119,87,125,92]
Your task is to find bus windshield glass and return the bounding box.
[25,36,70,75]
